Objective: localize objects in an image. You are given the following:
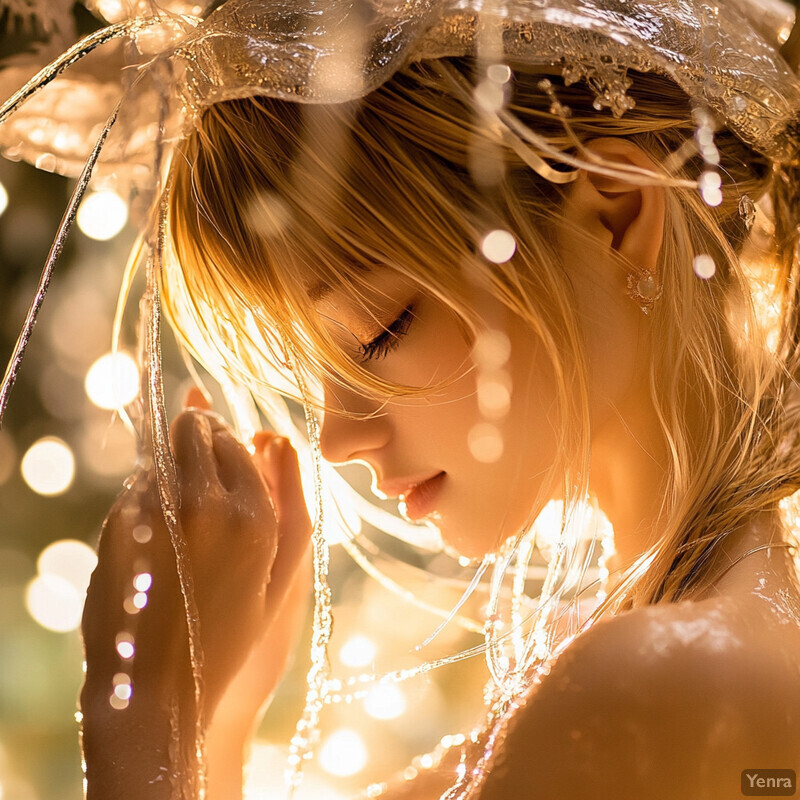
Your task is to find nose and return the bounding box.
[318,380,392,464]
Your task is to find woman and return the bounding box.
[11,0,795,797]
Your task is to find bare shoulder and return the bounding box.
[478,600,800,800]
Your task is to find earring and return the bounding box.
[626,268,662,315]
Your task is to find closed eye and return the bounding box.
[359,304,416,363]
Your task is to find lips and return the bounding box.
[399,472,446,520]
[375,471,447,519]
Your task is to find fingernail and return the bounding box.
[185,387,211,410]
[269,436,287,458]
[252,431,275,454]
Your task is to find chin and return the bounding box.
[439,523,504,561]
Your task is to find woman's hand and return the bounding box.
[80,390,311,796]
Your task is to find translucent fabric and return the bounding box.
[1,0,798,188]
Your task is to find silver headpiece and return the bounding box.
[1,0,799,185]
[0,2,798,796]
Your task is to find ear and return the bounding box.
[562,138,666,272]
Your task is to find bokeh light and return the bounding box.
[699,170,723,207]
[76,190,128,241]
[319,729,368,777]
[26,540,98,633]
[115,633,135,660]
[364,683,407,720]
[480,229,517,263]
[0,180,8,217]
[20,437,75,496]
[245,742,346,799]
[487,63,512,84]
[37,539,97,597]
[84,351,139,410]
[472,329,511,369]
[25,573,84,633]
[693,253,716,279]
[133,572,152,592]
[467,423,504,463]
[339,635,377,668]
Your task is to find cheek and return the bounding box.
[381,311,479,443]
[457,325,563,554]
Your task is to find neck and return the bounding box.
[588,405,792,596]
[589,397,668,579]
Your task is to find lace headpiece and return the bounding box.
[1,0,799,183]
[1,1,798,797]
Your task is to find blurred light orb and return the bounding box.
[487,63,512,84]
[93,0,125,20]
[115,632,135,660]
[339,635,377,668]
[472,328,511,370]
[38,539,97,595]
[85,352,139,410]
[364,683,407,720]
[481,229,517,264]
[25,573,84,632]
[113,675,132,701]
[319,729,368,777]
[76,190,128,241]
[133,572,152,592]
[245,741,346,799]
[109,693,129,710]
[21,437,75,496]
[477,376,512,419]
[699,170,723,207]
[474,79,504,114]
[468,423,504,463]
[133,524,153,543]
[693,253,716,280]
[123,596,141,615]
[0,180,8,217]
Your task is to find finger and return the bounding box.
[266,438,312,537]
[252,431,278,490]
[171,411,221,498]
[211,425,274,503]
[263,438,312,606]
[83,475,170,680]
[185,386,211,410]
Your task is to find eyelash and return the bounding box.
[359,304,416,363]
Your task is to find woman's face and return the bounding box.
[312,267,561,558]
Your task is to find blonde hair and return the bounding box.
[161,56,800,619]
